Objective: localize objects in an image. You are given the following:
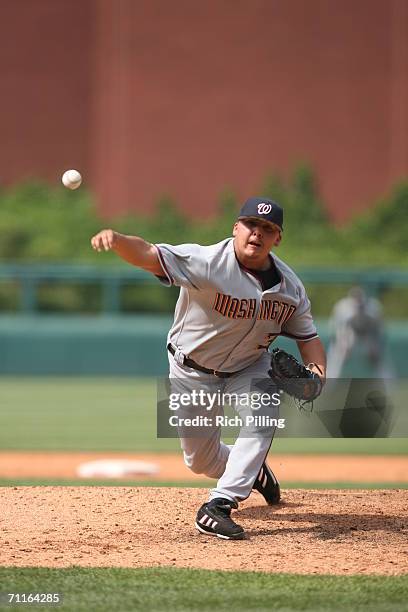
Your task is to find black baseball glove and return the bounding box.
[268,348,323,410]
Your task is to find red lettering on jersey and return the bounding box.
[220,295,231,316]
[277,302,289,324]
[271,300,280,320]
[257,299,296,323]
[237,299,248,319]
[227,298,240,318]
[257,301,267,320]
[282,304,296,325]
[247,299,256,319]
[257,299,283,321]
[262,300,273,320]
[213,292,232,316]
[213,293,258,320]
[213,293,223,311]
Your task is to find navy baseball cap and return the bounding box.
[238,197,283,230]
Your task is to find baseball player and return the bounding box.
[327,286,388,378]
[91,197,326,540]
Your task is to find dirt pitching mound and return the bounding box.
[1,487,407,575]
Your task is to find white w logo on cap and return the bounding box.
[257,203,272,215]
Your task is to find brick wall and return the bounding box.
[1,0,407,222]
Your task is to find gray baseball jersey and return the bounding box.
[155,237,317,371]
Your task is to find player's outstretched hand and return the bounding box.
[91,229,118,252]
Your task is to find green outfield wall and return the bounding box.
[0,315,405,376]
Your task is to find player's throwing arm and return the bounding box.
[91,230,163,275]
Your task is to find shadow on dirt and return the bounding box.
[238,504,407,540]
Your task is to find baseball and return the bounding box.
[62,169,82,190]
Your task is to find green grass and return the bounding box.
[281,481,408,489]
[0,377,407,454]
[272,438,408,454]
[0,568,407,611]
[0,478,214,487]
[0,479,406,489]
[0,377,178,452]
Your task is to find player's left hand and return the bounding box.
[268,348,323,408]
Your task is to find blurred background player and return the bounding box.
[326,286,391,378]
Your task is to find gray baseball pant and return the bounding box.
[168,351,278,504]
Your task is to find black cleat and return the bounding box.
[253,463,281,505]
[195,498,245,540]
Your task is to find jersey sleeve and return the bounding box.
[281,283,318,341]
[154,243,209,289]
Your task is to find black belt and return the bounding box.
[167,344,240,378]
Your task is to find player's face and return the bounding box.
[233,218,281,270]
